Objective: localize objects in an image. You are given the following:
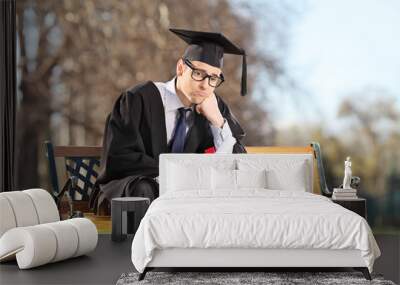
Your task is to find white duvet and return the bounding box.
[131,190,380,273]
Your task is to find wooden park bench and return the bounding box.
[44,141,332,225]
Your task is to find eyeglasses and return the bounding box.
[183,58,224,88]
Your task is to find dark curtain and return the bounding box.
[0,0,16,192]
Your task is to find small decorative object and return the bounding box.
[343,156,352,189]
[333,156,358,200]
[204,146,216,153]
[350,176,361,188]
[111,197,150,242]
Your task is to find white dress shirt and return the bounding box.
[153,77,237,153]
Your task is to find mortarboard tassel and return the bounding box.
[241,52,247,96]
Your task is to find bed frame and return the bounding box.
[139,248,371,280]
[138,144,372,281]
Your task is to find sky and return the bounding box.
[251,0,400,134]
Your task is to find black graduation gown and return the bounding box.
[90,81,246,211]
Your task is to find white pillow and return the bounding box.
[212,168,237,190]
[237,159,309,192]
[211,168,268,190]
[236,169,267,189]
[167,158,236,171]
[265,161,307,191]
[167,162,211,191]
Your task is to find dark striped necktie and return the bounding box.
[170,107,192,153]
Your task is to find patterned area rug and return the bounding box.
[116,271,396,285]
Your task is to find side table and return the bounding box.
[331,197,367,219]
[111,197,150,242]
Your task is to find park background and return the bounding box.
[15,0,400,233]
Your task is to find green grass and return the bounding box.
[372,226,400,235]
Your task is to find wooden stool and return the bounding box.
[111,197,150,242]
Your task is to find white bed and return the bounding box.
[131,154,380,280]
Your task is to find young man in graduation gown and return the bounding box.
[90,29,248,214]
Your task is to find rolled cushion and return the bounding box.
[0,189,59,238]
[0,191,39,227]
[65,218,98,257]
[0,196,17,237]
[0,218,98,269]
[42,221,79,262]
[23,189,59,224]
[0,226,57,269]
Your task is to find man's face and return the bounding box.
[177,59,222,105]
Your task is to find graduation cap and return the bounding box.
[170,28,247,96]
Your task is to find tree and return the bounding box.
[16,0,295,188]
[338,88,400,196]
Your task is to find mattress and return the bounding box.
[131,190,380,273]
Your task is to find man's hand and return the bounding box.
[195,93,224,128]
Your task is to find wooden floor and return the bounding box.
[61,212,112,234]
[82,213,112,234]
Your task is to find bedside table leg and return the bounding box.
[111,202,126,242]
